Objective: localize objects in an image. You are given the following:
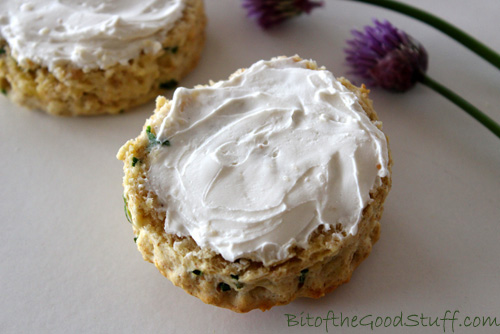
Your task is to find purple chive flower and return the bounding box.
[243,0,323,29]
[344,20,500,139]
[345,19,428,92]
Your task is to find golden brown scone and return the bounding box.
[117,57,392,313]
[0,0,205,116]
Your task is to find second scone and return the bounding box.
[0,0,205,116]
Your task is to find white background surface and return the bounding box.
[1,0,499,333]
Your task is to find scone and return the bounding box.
[117,56,392,312]
[0,0,205,116]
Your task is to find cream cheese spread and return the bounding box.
[0,0,185,71]
[147,56,389,266]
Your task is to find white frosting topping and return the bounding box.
[147,57,389,266]
[0,0,185,71]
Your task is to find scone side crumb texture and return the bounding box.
[0,0,205,116]
[117,57,393,312]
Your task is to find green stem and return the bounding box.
[419,74,500,139]
[348,0,500,70]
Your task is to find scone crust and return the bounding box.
[117,56,393,313]
[0,0,206,116]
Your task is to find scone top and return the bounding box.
[147,56,390,266]
[0,0,185,71]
